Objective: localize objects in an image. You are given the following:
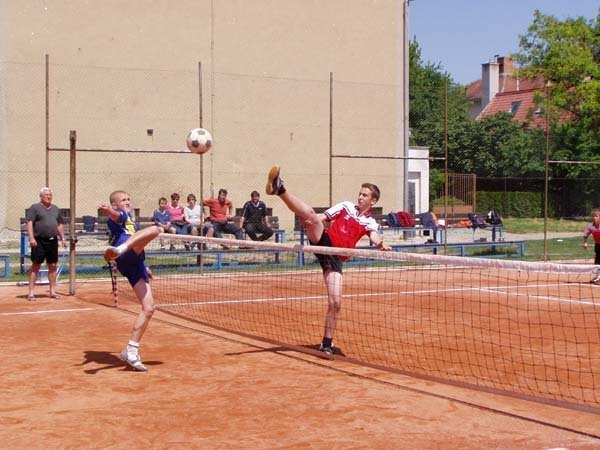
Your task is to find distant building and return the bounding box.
[466,55,546,128]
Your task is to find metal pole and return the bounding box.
[403,0,410,211]
[329,71,333,206]
[472,173,477,213]
[199,61,204,203]
[45,54,49,187]
[443,79,449,253]
[69,130,77,295]
[543,83,550,261]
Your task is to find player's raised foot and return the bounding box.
[592,275,600,285]
[318,343,334,359]
[120,348,148,372]
[266,166,286,196]
[103,246,121,261]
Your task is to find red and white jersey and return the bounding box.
[324,201,379,249]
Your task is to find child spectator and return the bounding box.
[153,197,174,250]
[167,192,188,250]
[184,193,203,249]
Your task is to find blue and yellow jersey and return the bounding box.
[107,209,138,246]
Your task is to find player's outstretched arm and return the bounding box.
[98,203,121,222]
[370,231,391,251]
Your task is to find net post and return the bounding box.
[543,81,550,261]
[329,71,333,206]
[198,61,204,202]
[443,79,449,253]
[45,54,50,187]
[68,130,77,295]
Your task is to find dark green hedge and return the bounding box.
[477,191,543,217]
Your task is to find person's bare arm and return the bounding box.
[316,213,328,224]
[370,230,391,251]
[57,223,66,247]
[26,220,37,247]
[98,203,121,222]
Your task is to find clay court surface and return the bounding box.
[1,280,600,448]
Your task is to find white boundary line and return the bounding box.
[480,286,598,306]
[157,282,599,309]
[0,307,95,316]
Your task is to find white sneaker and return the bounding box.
[120,348,148,372]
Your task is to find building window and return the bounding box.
[508,101,521,115]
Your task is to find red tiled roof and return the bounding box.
[477,88,546,128]
[466,79,481,100]
[467,75,545,101]
[500,75,545,92]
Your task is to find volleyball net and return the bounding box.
[141,233,600,412]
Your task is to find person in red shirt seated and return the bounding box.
[266,166,390,357]
[202,188,244,241]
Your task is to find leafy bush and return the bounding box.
[477,191,543,217]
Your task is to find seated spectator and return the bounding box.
[153,196,175,250]
[420,209,439,242]
[167,193,187,234]
[167,192,189,249]
[240,191,274,241]
[184,193,203,236]
[202,188,244,241]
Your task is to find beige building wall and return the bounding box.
[0,0,408,232]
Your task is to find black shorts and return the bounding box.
[31,236,59,265]
[311,232,343,274]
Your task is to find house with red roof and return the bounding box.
[467,55,547,128]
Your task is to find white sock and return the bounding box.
[126,340,139,357]
[116,243,128,255]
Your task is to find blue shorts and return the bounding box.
[116,249,149,287]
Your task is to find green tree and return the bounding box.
[409,39,470,156]
[515,9,600,177]
[410,39,545,179]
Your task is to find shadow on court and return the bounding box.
[77,350,163,374]
[224,344,346,357]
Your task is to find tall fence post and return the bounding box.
[329,71,333,206]
[198,61,204,203]
[69,130,76,295]
[45,54,50,187]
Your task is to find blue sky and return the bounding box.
[409,0,599,85]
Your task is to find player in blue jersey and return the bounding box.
[99,190,162,372]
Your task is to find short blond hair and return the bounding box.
[109,190,128,205]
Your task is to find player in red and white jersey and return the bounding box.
[266,166,390,357]
[583,209,600,283]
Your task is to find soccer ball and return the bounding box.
[186,128,212,154]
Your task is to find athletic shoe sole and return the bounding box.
[266,166,281,195]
